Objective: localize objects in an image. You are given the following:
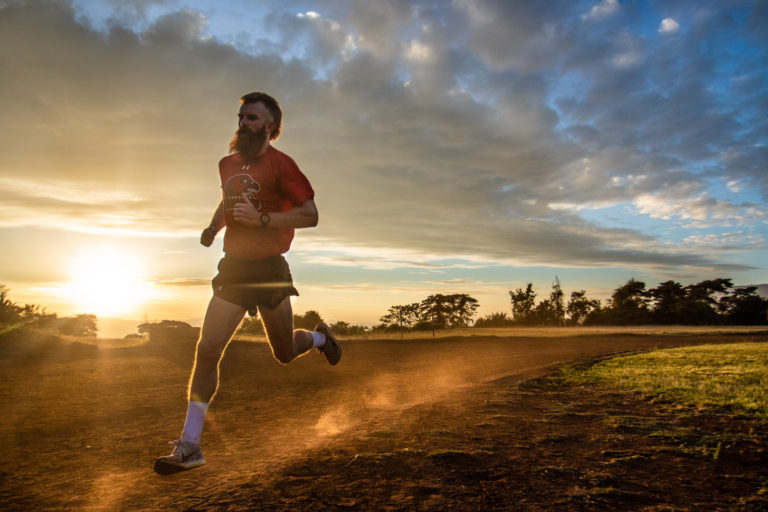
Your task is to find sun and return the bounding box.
[67,248,153,317]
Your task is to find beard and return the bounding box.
[229,125,268,162]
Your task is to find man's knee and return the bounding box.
[270,331,302,364]
[272,336,296,364]
[273,351,294,365]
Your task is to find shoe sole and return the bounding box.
[153,457,206,475]
[324,342,341,365]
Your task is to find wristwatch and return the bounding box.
[259,212,271,227]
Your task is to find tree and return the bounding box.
[607,278,651,324]
[687,278,732,305]
[238,316,265,336]
[680,278,732,324]
[720,287,768,325]
[418,294,453,330]
[379,303,420,331]
[526,279,566,326]
[612,279,649,309]
[0,285,23,325]
[647,278,738,325]
[447,293,480,327]
[509,284,536,324]
[0,285,53,327]
[549,277,565,326]
[293,310,323,330]
[417,294,479,330]
[566,290,601,325]
[54,314,98,338]
[530,299,554,325]
[649,280,687,324]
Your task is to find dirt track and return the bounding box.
[1,331,766,511]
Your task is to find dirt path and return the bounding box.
[1,332,766,511]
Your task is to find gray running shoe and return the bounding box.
[315,322,341,366]
[154,440,205,473]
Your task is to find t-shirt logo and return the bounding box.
[223,173,261,211]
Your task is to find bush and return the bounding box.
[138,320,199,345]
[330,321,369,336]
[474,312,514,328]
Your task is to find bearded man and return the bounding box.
[155,92,341,473]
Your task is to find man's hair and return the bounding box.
[240,92,282,140]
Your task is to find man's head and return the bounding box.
[240,91,282,140]
[229,92,282,161]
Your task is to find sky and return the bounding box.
[0,0,766,337]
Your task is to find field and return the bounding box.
[1,327,766,511]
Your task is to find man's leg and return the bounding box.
[259,297,342,365]
[189,295,247,403]
[259,297,313,364]
[155,296,245,472]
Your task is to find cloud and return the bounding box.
[0,0,765,280]
[659,17,680,34]
[144,9,207,43]
[0,177,200,236]
[682,232,765,252]
[456,0,573,72]
[582,0,619,21]
[632,182,766,227]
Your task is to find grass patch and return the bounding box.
[578,342,768,419]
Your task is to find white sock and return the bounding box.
[180,401,209,445]
[311,331,326,348]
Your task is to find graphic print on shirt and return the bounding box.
[221,174,261,210]
[222,173,261,225]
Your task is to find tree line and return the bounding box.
[375,277,767,332]
[130,278,768,338]
[503,277,767,327]
[0,285,97,337]
[3,275,766,343]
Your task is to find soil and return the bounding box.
[1,330,766,511]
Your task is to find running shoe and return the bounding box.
[154,440,205,473]
[315,322,342,366]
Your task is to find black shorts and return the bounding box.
[212,255,299,315]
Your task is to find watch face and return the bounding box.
[260,213,270,225]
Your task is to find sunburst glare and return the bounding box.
[66,247,154,317]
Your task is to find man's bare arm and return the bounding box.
[200,201,226,247]
[231,197,318,229]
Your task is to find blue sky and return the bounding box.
[0,0,766,336]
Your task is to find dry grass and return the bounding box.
[199,325,768,344]
[329,325,768,341]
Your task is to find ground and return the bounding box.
[1,329,766,511]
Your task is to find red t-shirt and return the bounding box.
[219,147,314,259]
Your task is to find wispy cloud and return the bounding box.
[582,0,619,21]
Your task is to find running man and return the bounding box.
[155,92,341,473]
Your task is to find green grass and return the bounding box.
[579,342,768,419]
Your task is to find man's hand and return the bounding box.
[200,227,217,247]
[232,193,262,227]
